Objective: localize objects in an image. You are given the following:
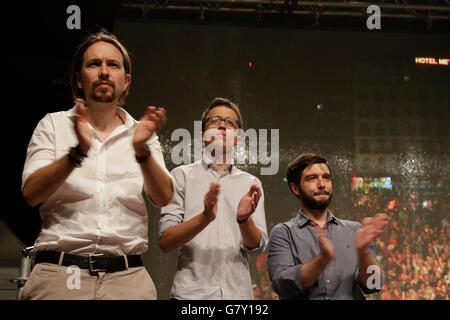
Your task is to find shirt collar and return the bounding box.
[201,153,234,174]
[295,209,341,228]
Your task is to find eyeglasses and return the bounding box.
[205,116,240,129]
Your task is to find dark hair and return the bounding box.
[70,29,132,106]
[286,153,331,198]
[201,97,244,131]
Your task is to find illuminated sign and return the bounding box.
[415,57,449,66]
[351,176,392,191]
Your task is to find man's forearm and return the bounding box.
[238,217,262,249]
[139,156,173,207]
[22,154,76,207]
[300,254,332,288]
[158,212,211,253]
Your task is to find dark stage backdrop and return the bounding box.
[113,22,449,299]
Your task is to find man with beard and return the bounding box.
[267,153,388,299]
[158,97,268,299]
[21,30,173,299]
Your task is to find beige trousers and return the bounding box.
[21,262,157,300]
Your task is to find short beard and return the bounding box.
[298,186,332,210]
[92,92,115,103]
[93,96,114,103]
[92,85,115,103]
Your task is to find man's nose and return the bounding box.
[99,63,110,78]
[317,178,325,189]
[217,121,227,130]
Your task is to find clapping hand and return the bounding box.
[133,106,167,153]
[355,213,389,252]
[74,98,92,155]
[203,182,220,222]
[237,184,262,223]
[310,221,335,261]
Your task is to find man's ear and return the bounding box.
[200,131,205,146]
[200,131,209,147]
[124,73,131,90]
[234,133,241,147]
[290,182,301,198]
[75,72,82,89]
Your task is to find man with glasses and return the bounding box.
[158,97,268,300]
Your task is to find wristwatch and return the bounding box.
[135,146,152,163]
[69,145,87,167]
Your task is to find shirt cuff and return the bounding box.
[240,232,268,256]
[157,219,180,240]
[273,264,310,299]
[22,160,54,190]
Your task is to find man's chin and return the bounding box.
[92,94,115,103]
[303,202,329,211]
[301,194,332,211]
[314,200,331,210]
[208,137,235,148]
[207,141,234,153]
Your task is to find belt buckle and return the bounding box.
[88,253,107,275]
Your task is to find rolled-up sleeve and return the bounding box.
[22,113,56,190]
[240,178,268,256]
[143,133,175,207]
[147,133,170,177]
[267,223,310,299]
[158,168,185,239]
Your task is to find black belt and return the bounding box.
[34,251,143,275]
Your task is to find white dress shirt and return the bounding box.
[159,155,268,300]
[22,106,169,256]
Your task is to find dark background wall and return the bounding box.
[2,1,449,300]
[113,20,449,300]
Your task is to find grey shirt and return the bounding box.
[267,209,383,300]
[159,155,268,300]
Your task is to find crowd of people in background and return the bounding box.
[252,186,449,300]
